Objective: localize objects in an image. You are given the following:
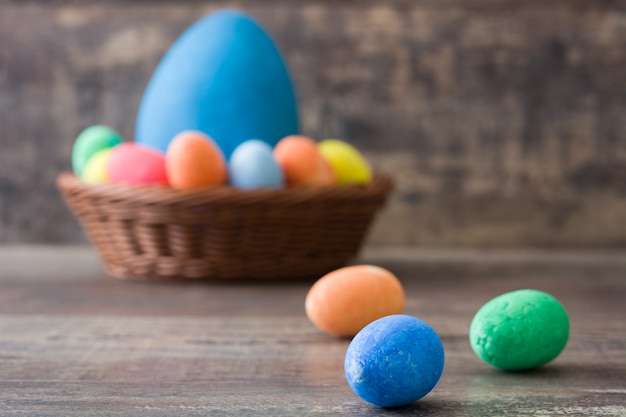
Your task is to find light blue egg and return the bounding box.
[135,9,299,158]
[229,140,284,189]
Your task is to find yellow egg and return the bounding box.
[318,139,372,185]
[81,148,113,184]
[305,265,405,337]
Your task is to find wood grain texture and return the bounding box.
[0,1,625,246]
[0,246,624,416]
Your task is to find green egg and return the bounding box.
[469,289,569,371]
[72,125,123,176]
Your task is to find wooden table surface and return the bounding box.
[0,246,624,416]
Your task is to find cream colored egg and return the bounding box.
[81,148,113,184]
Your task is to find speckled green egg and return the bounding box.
[469,289,569,371]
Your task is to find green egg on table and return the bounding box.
[318,139,372,185]
[81,148,114,184]
[72,125,123,177]
[469,289,570,371]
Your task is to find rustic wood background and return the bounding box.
[1,0,625,246]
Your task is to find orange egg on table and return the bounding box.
[305,265,405,337]
[166,131,227,189]
[274,135,335,186]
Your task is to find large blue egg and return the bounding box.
[135,9,299,158]
[344,314,445,408]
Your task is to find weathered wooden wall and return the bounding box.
[1,0,625,246]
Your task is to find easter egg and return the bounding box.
[345,314,445,407]
[135,9,299,158]
[318,139,372,185]
[305,265,405,337]
[108,143,168,186]
[166,131,227,189]
[72,125,123,177]
[469,289,570,371]
[81,148,113,184]
[229,140,284,189]
[274,135,335,186]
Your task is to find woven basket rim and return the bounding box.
[56,171,395,280]
[56,172,394,206]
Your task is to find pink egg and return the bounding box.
[108,143,169,185]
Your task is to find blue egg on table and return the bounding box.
[229,140,284,190]
[344,314,445,408]
[135,9,299,158]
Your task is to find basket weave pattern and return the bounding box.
[57,173,394,280]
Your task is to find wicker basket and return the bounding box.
[57,172,394,281]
